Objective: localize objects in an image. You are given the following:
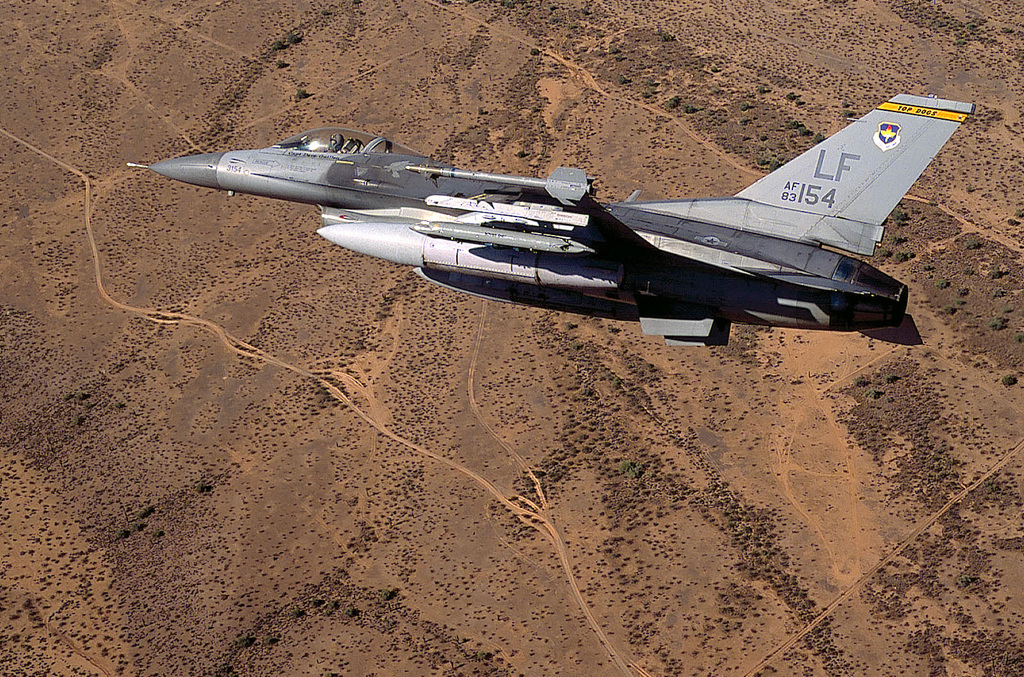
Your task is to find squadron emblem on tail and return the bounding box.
[874,122,902,151]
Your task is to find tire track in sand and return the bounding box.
[743,434,1024,676]
[467,305,639,676]
[421,0,760,182]
[766,423,845,583]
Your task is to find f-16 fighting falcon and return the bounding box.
[138,94,973,346]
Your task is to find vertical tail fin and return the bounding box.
[735,94,973,254]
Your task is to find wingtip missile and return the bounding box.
[406,164,591,201]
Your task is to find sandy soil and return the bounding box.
[2,0,1023,675]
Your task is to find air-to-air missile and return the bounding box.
[139,94,973,345]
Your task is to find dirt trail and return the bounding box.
[0,442,120,677]
[2,538,117,677]
[467,306,638,675]
[905,194,1024,260]
[46,623,115,677]
[421,0,760,181]
[236,45,431,136]
[340,298,408,430]
[743,434,1024,676]
[468,306,549,511]
[766,424,847,582]
[766,337,902,585]
[99,4,204,153]
[905,195,1024,261]
[751,323,1024,673]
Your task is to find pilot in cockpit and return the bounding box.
[328,133,345,152]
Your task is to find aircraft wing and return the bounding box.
[409,163,659,254]
[572,195,662,251]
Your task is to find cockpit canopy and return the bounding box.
[272,127,424,157]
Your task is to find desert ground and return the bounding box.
[2,0,1023,675]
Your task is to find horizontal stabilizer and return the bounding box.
[637,297,731,346]
[665,321,731,347]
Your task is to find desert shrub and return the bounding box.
[620,460,644,478]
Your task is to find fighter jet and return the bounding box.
[140,94,973,345]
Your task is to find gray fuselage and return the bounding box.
[149,134,907,343]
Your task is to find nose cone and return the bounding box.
[149,152,225,189]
